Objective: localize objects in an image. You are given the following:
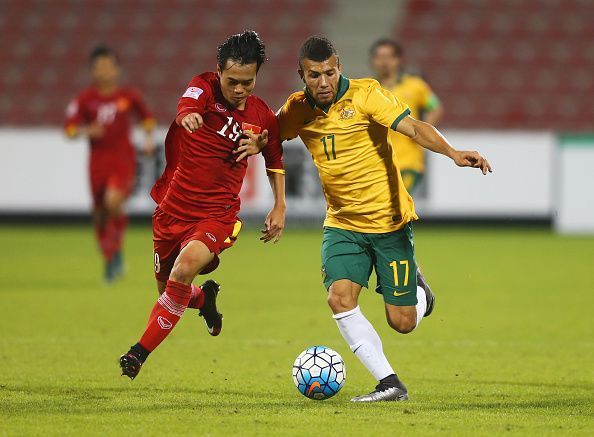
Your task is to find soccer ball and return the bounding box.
[292,346,346,400]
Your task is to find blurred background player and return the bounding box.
[64,45,156,282]
[119,31,285,380]
[370,38,443,195]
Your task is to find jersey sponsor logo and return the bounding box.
[393,291,411,297]
[241,122,261,134]
[215,103,227,112]
[157,316,173,329]
[206,232,217,242]
[182,87,204,100]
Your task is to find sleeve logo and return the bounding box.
[182,87,204,100]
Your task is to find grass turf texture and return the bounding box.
[0,224,592,436]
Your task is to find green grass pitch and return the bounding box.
[0,224,592,436]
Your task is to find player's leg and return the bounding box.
[372,222,435,333]
[120,240,215,379]
[102,180,130,281]
[322,227,404,402]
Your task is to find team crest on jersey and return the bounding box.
[215,103,227,112]
[336,101,355,120]
[182,87,204,100]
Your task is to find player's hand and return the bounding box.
[86,122,104,139]
[260,204,285,244]
[452,150,493,175]
[181,113,203,133]
[234,129,269,162]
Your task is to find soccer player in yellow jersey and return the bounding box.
[370,38,444,195]
[277,37,491,402]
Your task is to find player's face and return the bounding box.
[371,45,400,79]
[299,55,341,107]
[91,55,120,87]
[217,61,258,109]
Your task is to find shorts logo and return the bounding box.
[157,316,173,329]
[182,87,204,100]
[215,103,227,112]
[393,291,411,297]
[206,233,217,242]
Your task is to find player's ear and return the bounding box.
[298,68,304,83]
[216,64,222,78]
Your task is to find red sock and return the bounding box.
[111,214,128,254]
[188,284,205,309]
[138,280,192,352]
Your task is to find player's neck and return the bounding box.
[379,73,398,89]
[96,82,118,96]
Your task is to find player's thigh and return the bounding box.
[170,240,215,284]
[370,223,418,307]
[152,208,183,283]
[321,227,373,291]
[328,279,363,314]
[156,280,166,295]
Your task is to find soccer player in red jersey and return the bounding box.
[119,31,286,379]
[64,45,156,282]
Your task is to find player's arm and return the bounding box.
[418,80,443,126]
[365,82,491,174]
[131,89,157,155]
[261,110,286,243]
[396,116,491,174]
[175,78,210,133]
[64,96,103,140]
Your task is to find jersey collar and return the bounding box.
[304,75,350,113]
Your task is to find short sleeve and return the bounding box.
[64,95,85,137]
[129,89,156,128]
[175,76,211,126]
[262,109,285,174]
[363,82,410,131]
[276,97,300,141]
[417,79,440,112]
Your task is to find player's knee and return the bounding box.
[169,260,197,285]
[327,291,356,314]
[386,313,416,334]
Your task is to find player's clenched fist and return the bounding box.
[181,112,203,133]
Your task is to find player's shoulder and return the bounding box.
[76,86,97,101]
[281,91,310,110]
[247,94,274,112]
[348,77,385,98]
[188,71,219,94]
[401,73,430,89]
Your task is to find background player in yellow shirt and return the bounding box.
[370,38,444,195]
[278,36,491,402]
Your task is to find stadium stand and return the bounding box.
[0,0,330,125]
[395,0,594,130]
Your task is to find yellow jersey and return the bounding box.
[277,76,418,233]
[386,73,440,173]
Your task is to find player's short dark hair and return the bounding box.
[217,30,267,71]
[370,38,403,58]
[299,36,338,67]
[89,44,119,65]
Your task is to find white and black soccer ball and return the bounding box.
[292,346,346,400]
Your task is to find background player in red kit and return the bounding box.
[119,31,286,379]
[64,45,156,282]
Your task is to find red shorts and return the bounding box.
[90,164,135,206]
[152,207,242,282]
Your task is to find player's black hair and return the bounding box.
[89,44,119,65]
[299,36,338,67]
[369,38,403,58]
[217,30,267,71]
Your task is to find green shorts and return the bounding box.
[400,170,424,195]
[321,224,418,306]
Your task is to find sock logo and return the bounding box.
[157,316,173,330]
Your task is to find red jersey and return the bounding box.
[151,72,284,222]
[64,87,155,169]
